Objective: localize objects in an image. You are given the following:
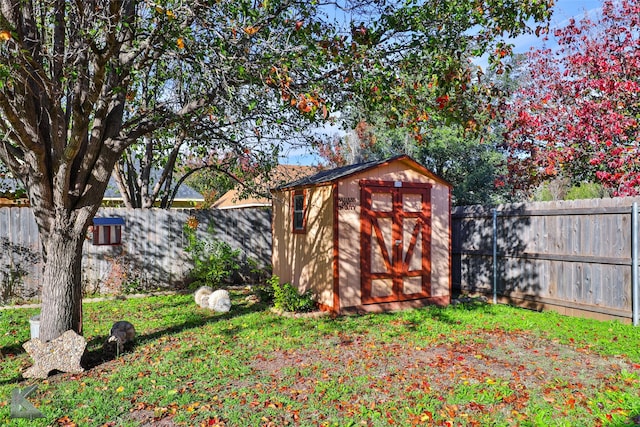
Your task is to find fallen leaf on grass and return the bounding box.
[566,397,576,409]
[55,416,78,426]
[202,417,226,426]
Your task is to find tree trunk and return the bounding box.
[38,231,85,342]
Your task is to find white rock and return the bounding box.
[194,286,213,308]
[208,289,231,313]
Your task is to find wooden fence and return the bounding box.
[0,207,272,302]
[5,198,640,323]
[452,197,640,323]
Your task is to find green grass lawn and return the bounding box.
[1,291,640,426]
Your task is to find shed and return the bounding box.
[271,155,452,314]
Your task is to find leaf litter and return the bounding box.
[248,328,635,425]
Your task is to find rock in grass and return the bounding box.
[194,286,213,308]
[208,289,231,313]
[23,330,86,378]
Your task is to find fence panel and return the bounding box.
[0,207,42,301]
[0,207,272,302]
[452,197,640,322]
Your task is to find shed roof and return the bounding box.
[274,155,451,191]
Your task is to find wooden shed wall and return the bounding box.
[431,184,452,297]
[336,160,451,309]
[271,185,335,307]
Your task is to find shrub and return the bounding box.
[269,276,315,313]
[253,281,275,304]
[243,257,272,284]
[183,222,241,288]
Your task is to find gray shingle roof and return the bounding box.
[276,156,403,190]
[0,172,203,201]
[0,175,23,193]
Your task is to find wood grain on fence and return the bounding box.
[0,207,272,302]
[6,198,638,322]
[452,197,640,322]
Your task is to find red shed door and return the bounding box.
[360,181,432,304]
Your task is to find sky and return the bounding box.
[510,0,603,55]
[284,0,606,166]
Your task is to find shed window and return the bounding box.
[92,217,125,245]
[292,190,307,233]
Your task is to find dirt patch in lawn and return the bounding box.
[126,409,178,427]
[250,328,632,416]
[254,330,629,385]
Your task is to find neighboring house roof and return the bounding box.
[212,164,317,210]
[211,191,270,210]
[103,175,205,206]
[275,155,452,190]
[0,197,29,207]
[0,172,205,207]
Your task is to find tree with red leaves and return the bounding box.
[503,0,640,197]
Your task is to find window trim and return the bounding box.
[91,217,125,246]
[92,224,123,245]
[292,189,307,234]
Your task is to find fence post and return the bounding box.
[633,202,638,327]
[492,208,497,305]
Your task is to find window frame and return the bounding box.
[91,218,125,246]
[292,189,307,234]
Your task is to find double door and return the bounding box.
[360,181,432,304]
